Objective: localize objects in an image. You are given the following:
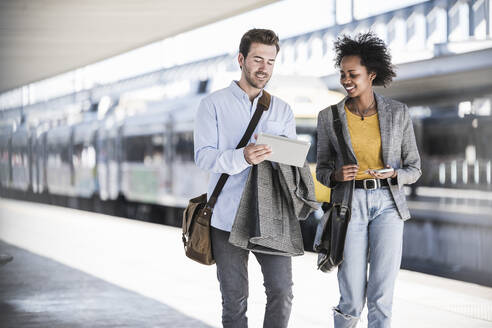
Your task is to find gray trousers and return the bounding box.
[211,227,293,328]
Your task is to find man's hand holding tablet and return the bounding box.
[255,133,310,167]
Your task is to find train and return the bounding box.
[0,76,343,248]
[1,76,492,260]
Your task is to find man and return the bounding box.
[194,29,296,328]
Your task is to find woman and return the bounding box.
[316,32,421,328]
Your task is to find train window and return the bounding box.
[174,132,194,163]
[198,80,208,94]
[147,134,165,165]
[476,117,492,158]
[73,143,96,167]
[124,134,165,164]
[125,136,147,162]
[417,112,492,190]
[73,143,84,166]
[422,118,469,157]
[60,146,70,164]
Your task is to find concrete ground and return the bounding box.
[1,198,491,327]
[0,241,212,328]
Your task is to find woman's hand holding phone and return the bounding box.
[367,165,397,179]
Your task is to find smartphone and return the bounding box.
[373,168,394,174]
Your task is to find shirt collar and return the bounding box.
[229,81,263,103]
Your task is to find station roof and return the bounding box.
[0,0,277,93]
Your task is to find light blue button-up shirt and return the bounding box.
[194,81,297,232]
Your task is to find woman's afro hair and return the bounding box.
[334,32,396,87]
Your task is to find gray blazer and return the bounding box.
[316,92,421,220]
[229,161,319,256]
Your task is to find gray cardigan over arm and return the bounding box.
[229,161,319,256]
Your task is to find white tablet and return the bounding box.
[256,133,310,168]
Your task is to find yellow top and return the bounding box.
[345,105,384,180]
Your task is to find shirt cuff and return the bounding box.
[234,147,251,170]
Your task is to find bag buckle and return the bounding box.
[201,205,213,218]
[363,179,379,190]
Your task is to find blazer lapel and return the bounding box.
[375,92,392,165]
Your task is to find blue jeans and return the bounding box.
[334,188,404,328]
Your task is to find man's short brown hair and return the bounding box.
[239,28,280,58]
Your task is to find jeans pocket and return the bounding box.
[381,188,397,210]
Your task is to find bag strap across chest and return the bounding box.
[207,90,271,209]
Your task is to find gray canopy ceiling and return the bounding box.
[0,0,277,93]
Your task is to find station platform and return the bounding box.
[0,241,212,328]
[1,198,492,328]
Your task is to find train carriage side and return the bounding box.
[10,124,31,192]
[97,115,121,202]
[167,96,208,208]
[45,125,75,197]
[0,127,13,190]
[119,110,171,206]
[72,116,99,199]
[33,128,49,195]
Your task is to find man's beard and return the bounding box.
[243,65,270,89]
